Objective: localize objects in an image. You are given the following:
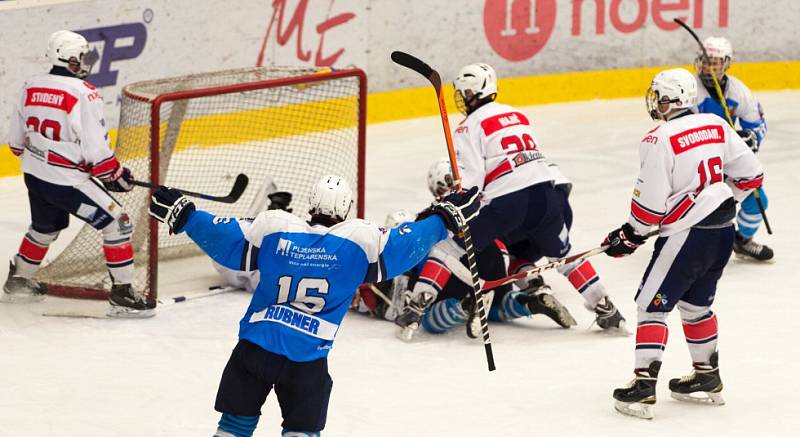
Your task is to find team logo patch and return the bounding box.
[652,292,668,307]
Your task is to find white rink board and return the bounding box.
[1,93,799,436]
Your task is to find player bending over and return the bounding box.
[604,68,763,419]
[2,30,147,317]
[148,175,478,437]
[437,64,624,330]
[693,36,772,261]
[394,159,576,341]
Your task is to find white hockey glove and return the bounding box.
[149,187,195,234]
[103,166,135,192]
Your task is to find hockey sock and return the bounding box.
[508,257,535,289]
[678,305,719,364]
[415,256,452,297]
[216,413,259,437]
[14,228,59,278]
[421,298,466,334]
[103,239,134,284]
[736,188,767,239]
[634,310,669,369]
[558,259,606,311]
[490,290,532,321]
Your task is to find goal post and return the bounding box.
[35,66,367,304]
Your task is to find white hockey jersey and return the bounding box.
[694,75,767,144]
[453,102,554,203]
[629,112,763,237]
[7,71,119,185]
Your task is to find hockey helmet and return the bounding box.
[427,158,455,199]
[695,36,733,88]
[308,175,353,222]
[47,30,91,78]
[646,68,698,121]
[453,63,498,115]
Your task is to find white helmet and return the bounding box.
[47,30,91,78]
[453,63,498,114]
[308,175,353,222]
[695,36,733,88]
[385,209,415,228]
[646,68,698,121]
[427,158,454,199]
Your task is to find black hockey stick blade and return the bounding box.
[391,51,443,91]
[131,173,249,204]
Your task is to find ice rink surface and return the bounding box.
[1,92,799,436]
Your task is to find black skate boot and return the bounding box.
[593,297,628,333]
[460,290,494,339]
[107,283,155,318]
[394,292,434,342]
[516,278,576,328]
[613,361,661,420]
[669,352,725,405]
[2,260,47,303]
[733,234,773,262]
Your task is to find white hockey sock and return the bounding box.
[14,228,59,278]
[634,310,669,369]
[557,259,606,310]
[677,302,718,364]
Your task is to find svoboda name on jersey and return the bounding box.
[670,125,725,155]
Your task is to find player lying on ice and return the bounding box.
[392,63,629,337]
[691,36,772,262]
[148,174,480,437]
[603,68,764,420]
[2,30,148,318]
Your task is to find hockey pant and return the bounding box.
[18,174,134,284]
[736,187,768,239]
[632,225,732,369]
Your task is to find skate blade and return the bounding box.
[670,391,725,406]
[106,305,156,319]
[396,323,419,342]
[1,292,46,304]
[732,252,775,264]
[614,400,655,419]
[42,311,108,319]
[600,320,632,336]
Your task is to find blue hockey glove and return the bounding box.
[603,223,647,258]
[149,187,195,234]
[737,129,759,153]
[418,186,480,233]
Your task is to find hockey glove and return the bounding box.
[418,186,480,234]
[737,129,759,153]
[603,223,648,258]
[149,187,195,234]
[103,167,135,192]
[267,191,293,212]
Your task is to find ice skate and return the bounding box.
[732,235,773,262]
[394,291,433,342]
[107,283,155,318]
[2,261,47,303]
[461,290,494,339]
[592,296,629,334]
[613,361,661,420]
[669,352,725,405]
[515,279,576,328]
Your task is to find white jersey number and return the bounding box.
[277,276,329,314]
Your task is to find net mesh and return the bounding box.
[35,66,365,300]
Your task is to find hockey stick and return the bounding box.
[391,51,495,371]
[674,18,772,235]
[482,230,660,292]
[130,173,250,204]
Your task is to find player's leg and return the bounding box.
[668,226,734,405]
[274,356,332,436]
[2,175,67,302]
[213,340,278,437]
[734,187,773,261]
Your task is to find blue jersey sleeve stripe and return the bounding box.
[239,242,260,272]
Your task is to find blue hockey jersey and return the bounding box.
[694,74,767,146]
[181,209,448,362]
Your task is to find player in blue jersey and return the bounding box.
[694,36,772,261]
[148,175,479,437]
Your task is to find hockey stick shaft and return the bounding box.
[130,173,249,204]
[674,18,772,235]
[482,230,660,292]
[392,51,495,371]
[157,285,238,306]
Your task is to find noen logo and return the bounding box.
[77,22,148,88]
[276,238,294,256]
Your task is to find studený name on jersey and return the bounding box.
[498,113,521,127]
[30,92,65,106]
[675,128,721,149]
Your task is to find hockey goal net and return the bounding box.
[34,66,367,304]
